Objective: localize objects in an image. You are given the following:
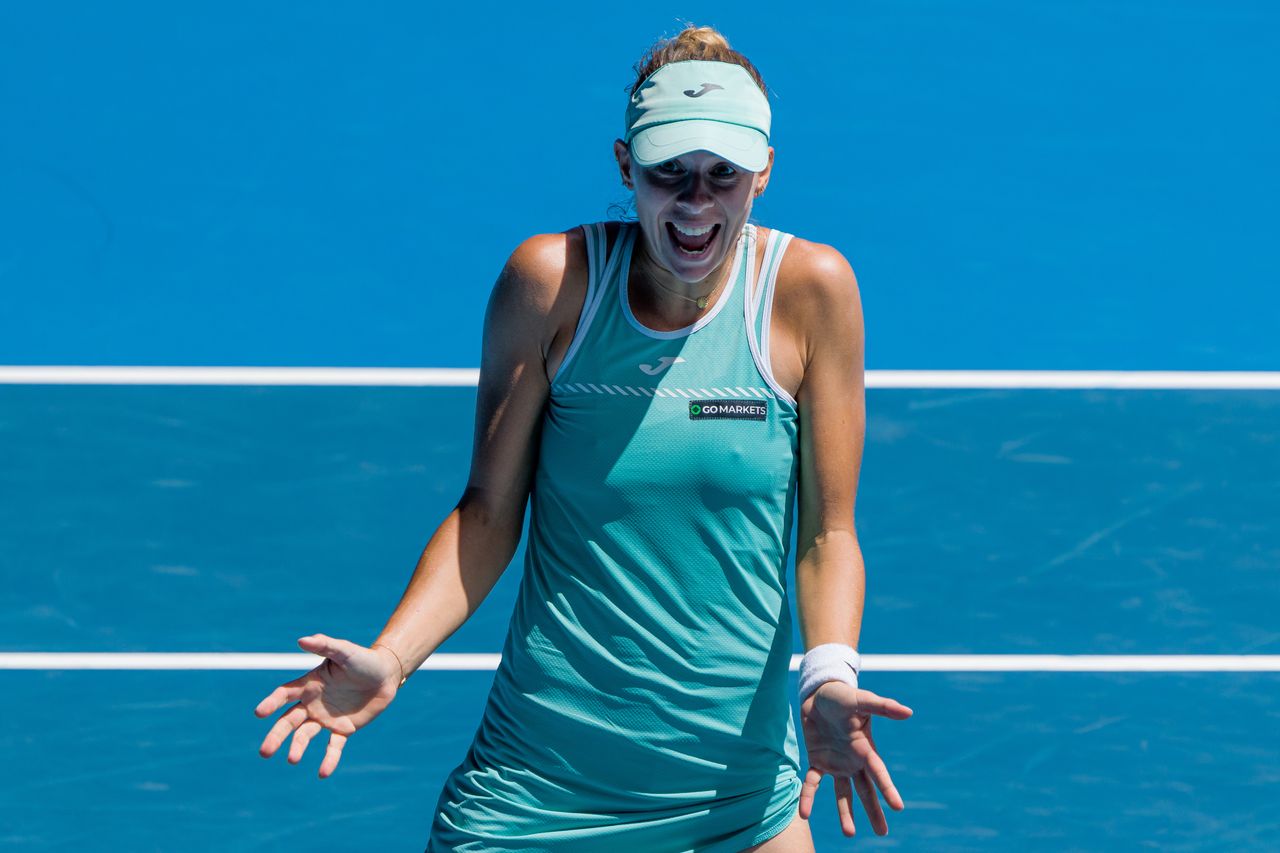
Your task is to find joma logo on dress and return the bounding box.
[639,356,685,375]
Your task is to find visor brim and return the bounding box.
[629,120,768,172]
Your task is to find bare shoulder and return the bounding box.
[772,235,861,322]
[486,226,596,363]
[769,235,862,373]
[494,227,588,317]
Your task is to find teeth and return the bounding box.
[671,222,714,236]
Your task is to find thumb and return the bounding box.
[856,689,914,719]
[297,633,360,668]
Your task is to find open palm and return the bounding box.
[799,681,913,838]
[254,633,402,777]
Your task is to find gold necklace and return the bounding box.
[650,275,723,310]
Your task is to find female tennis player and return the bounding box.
[254,25,914,851]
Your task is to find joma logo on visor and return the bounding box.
[688,399,767,421]
[683,83,724,98]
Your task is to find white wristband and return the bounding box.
[798,643,861,705]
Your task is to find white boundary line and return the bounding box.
[0,366,483,386]
[2,366,1280,389]
[2,653,1278,672]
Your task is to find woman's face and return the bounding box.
[614,142,773,285]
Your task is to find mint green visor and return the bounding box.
[624,59,771,172]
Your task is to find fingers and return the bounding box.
[853,769,888,835]
[254,680,305,719]
[259,703,308,758]
[854,689,914,720]
[834,775,856,837]
[862,739,905,810]
[318,731,349,779]
[287,720,324,764]
[258,699,351,775]
[806,764,898,836]
[798,767,822,819]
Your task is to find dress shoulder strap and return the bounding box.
[552,222,628,383]
[746,227,797,406]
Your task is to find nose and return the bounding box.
[675,172,714,213]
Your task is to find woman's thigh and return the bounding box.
[738,811,815,853]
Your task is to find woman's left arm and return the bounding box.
[791,242,866,651]
[787,242,913,839]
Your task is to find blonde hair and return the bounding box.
[628,24,768,98]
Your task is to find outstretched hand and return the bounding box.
[798,682,913,837]
[254,633,403,778]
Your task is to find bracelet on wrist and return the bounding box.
[372,643,409,687]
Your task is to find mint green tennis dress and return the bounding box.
[427,219,801,852]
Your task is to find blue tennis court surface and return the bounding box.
[2,386,1278,658]
[3,385,1277,848]
[3,0,1279,849]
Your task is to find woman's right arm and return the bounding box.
[255,231,587,776]
[369,229,581,680]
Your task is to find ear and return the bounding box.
[753,147,775,198]
[614,139,634,190]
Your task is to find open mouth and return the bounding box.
[666,222,720,258]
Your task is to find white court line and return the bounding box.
[2,366,1280,389]
[2,653,1278,672]
[0,366,482,386]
